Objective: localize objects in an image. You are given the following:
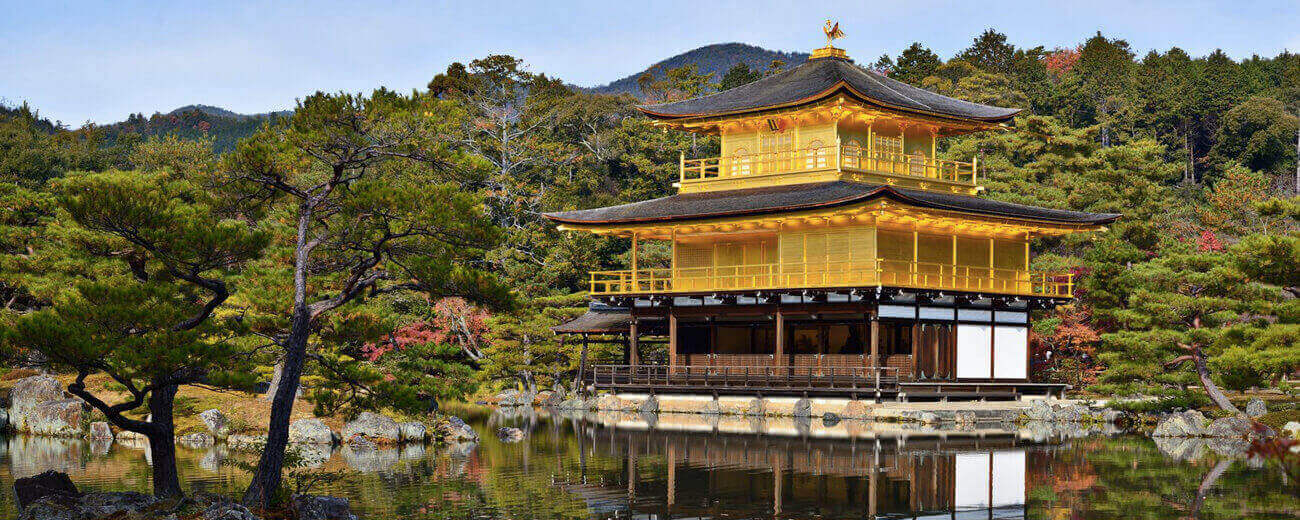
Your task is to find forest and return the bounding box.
[0,28,1298,505]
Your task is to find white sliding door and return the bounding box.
[956,324,992,379]
[993,326,1028,380]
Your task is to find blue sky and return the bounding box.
[4,0,1298,125]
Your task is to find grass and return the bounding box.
[1257,409,1300,431]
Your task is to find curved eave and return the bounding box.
[638,81,1022,125]
[544,185,1119,229]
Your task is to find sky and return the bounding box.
[4,0,1299,125]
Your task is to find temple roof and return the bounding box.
[551,303,632,334]
[543,181,1120,226]
[638,56,1021,123]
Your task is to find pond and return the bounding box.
[0,405,1294,519]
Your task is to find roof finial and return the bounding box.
[823,20,845,47]
[811,21,849,61]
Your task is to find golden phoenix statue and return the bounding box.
[823,20,845,46]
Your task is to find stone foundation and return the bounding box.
[593,392,1054,424]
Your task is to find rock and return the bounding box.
[822,412,841,427]
[1283,421,1300,439]
[638,395,659,414]
[841,400,869,419]
[25,400,84,437]
[179,432,215,448]
[1152,410,1208,437]
[203,501,260,520]
[558,397,586,410]
[535,391,562,407]
[792,398,812,418]
[87,421,113,441]
[14,470,79,510]
[226,434,267,451]
[436,416,478,443]
[341,412,400,444]
[1100,409,1124,424]
[9,375,65,433]
[953,411,978,428]
[289,418,337,445]
[701,399,722,415]
[1024,400,1054,422]
[744,398,765,417]
[595,394,628,411]
[1205,415,1274,441]
[345,434,376,450]
[198,409,230,439]
[916,412,940,425]
[398,422,427,443]
[18,491,158,520]
[1245,398,1267,418]
[0,409,9,432]
[497,427,525,442]
[294,494,358,520]
[495,389,532,407]
[1054,404,1085,422]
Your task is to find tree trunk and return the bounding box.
[147,385,182,498]
[243,307,310,508]
[261,361,302,402]
[244,208,315,509]
[1191,346,1242,416]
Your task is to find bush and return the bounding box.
[1108,392,1211,414]
[1257,409,1300,430]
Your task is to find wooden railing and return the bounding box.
[680,143,977,186]
[589,260,1073,297]
[588,364,902,393]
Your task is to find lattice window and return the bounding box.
[804,139,831,169]
[730,147,751,176]
[874,135,902,155]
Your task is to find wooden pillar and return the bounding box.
[668,311,678,374]
[911,320,921,380]
[631,231,639,290]
[666,443,677,507]
[775,309,786,367]
[629,318,640,366]
[867,451,878,518]
[869,312,880,374]
[773,453,784,516]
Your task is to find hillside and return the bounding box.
[103,105,289,152]
[592,42,807,97]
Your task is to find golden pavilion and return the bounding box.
[547,35,1118,400]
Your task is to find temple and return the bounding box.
[549,36,1119,400]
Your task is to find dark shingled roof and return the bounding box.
[544,181,1120,226]
[552,304,632,334]
[639,56,1021,122]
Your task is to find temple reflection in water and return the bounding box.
[558,413,1033,519]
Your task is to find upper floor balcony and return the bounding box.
[677,141,979,194]
[589,260,1074,299]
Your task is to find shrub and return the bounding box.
[1257,409,1300,430]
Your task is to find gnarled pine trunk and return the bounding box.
[146,384,182,498]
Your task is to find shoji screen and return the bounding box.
[993,326,1028,380]
[956,324,992,379]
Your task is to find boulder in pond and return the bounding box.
[341,412,400,444]
[1283,421,1300,439]
[294,494,358,520]
[1151,410,1208,437]
[744,398,765,417]
[841,400,870,419]
[87,421,113,441]
[227,433,267,451]
[792,398,812,418]
[701,399,722,415]
[19,491,159,520]
[199,409,230,439]
[638,395,659,414]
[1245,398,1267,418]
[9,375,65,432]
[953,411,978,428]
[290,418,337,445]
[497,427,525,442]
[558,397,587,410]
[595,394,629,411]
[14,470,79,510]
[495,389,531,407]
[436,416,478,443]
[398,421,428,443]
[345,434,376,450]
[1024,400,1054,421]
[0,409,9,432]
[203,501,260,520]
[822,412,841,427]
[1206,415,1274,441]
[1054,404,1086,422]
[180,432,215,448]
[25,400,84,437]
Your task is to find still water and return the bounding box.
[0,405,1294,519]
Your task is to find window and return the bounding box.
[804,139,830,169]
[730,147,751,176]
[843,139,862,168]
[879,321,913,356]
[874,135,902,155]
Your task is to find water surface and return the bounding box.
[0,406,1294,519]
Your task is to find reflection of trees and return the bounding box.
[1027,437,1297,519]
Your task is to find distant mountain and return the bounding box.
[592,43,807,97]
[104,105,290,152]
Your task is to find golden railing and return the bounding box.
[589,259,1073,297]
[680,143,977,185]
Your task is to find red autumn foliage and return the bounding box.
[1031,304,1102,386]
[1043,46,1081,78]
[1197,229,1224,252]
[361,298,491,362]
